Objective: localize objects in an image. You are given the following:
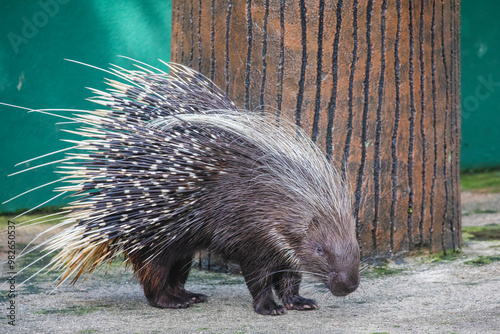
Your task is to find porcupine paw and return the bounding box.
[184,290,208,304]
[283,295,318,311]
[254,299,287,316]
[150,293,194,309]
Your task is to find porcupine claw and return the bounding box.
[254,299,287,316]
[283,296,318,311]
[184,291,208,303]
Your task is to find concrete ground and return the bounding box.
[1,191,499,334]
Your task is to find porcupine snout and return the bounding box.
[326,241,360,297]
[328,269,359,297]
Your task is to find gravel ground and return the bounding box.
[462,191,500,227]
[1,191,499,334]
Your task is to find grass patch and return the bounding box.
[36,305,110,316]
[461,170,500,193]
[366,266,405,277]
[462,224,500,241]
[430,250,464,263]
[362,260,406,278]
[464,256,500,266]
[473,209,498,214]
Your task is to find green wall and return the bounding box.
[461,0,500,170]
[0,1,171,213]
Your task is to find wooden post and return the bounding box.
[171,0,461,257]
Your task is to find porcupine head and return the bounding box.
[11,60,359,316]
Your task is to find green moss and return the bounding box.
[464,256,500,266]
[462,224,500,241]
[461,170,500,193]
[36,305,110,316]
[473,209,498,214]
[430,250,464,263]
[363,262,406,278]
[77,330,98,334]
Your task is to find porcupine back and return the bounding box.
[21,60,351,284]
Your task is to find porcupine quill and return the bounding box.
[3,58,360,315]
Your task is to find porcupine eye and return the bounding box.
[315,245,324,256]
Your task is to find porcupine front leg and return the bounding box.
[274,271,318,311]
[240,262,287,316]
[135,253,207,309]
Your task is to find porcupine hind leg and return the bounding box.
[240,262,287,316]
[274,271,318,311]
[135,253,207,309]
[170,255,208,304]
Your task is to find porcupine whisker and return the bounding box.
[249,268,329,281]
[246,268,329,287]
[296,282,321,297]
[248,276,309,295]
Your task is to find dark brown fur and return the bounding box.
[127,155,360,315]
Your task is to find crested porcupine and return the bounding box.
[12,59,359,315]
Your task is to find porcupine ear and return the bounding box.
[306,217,333,242]
[308,217,321,230]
